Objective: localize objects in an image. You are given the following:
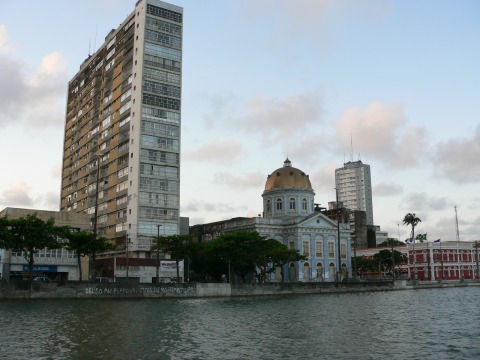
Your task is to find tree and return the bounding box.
[3,214,62,282]
[203,231,306,284]
[59,228,114,281]
[378,239,406,247]
[373,249,406,278]
[403,213,421,243]
[151,234,194,282]
[266,239,306,283]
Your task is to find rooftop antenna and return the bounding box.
[350,136,353,162]
[455,206,460,241]
[88,37,91,56]
[93,24,98,53]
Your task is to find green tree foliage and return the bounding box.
[203,231,305,283]
[378,239,406,247]
[2,214,62,282]
[59,228,115,281]
[373,249,407,278]
[151,234,194,282]
[403,213,421,242]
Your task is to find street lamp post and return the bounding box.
[156,224,161,284]
[91,153,102,282]
[335,188,341,283]
[126,235,130,281]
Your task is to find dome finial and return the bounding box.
[284,157,291,167]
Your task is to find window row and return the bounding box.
[140,163,178,178]
[139,192,178,206]
[145,29,181,49]
[140,149,179,165]
[142,106,180,123]
[146,16,182,36]
[146,4,182,24]
[141,120,179,137]
[143,93,180,111]
[267,198,309,212]
[141,134,179,151]
[143,79,180,98]
[144,55,181,73]
[140,177,179,192]
[143,67,181,85]
[145,42,181,61]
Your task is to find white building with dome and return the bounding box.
[191,159,352,282]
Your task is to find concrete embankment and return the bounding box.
[1,280,478,300]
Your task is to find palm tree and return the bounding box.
[403,213,421,242]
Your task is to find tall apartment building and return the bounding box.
[60,0,183,258]
[334,161,374,226]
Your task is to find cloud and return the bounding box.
[0,182,34,208]
[183,139,244,165]
[434,124,480,184]
[182,200,247,214]
[0,24,13,51]
[202,91,237,128]
[237,0,392,50]
[402,192,451,213]
[42,192,60,210]
[213,171,265,190]
[234,92,323,144]
[374,182,403,197]
[334,102,428,169]
[0,26,68,129]
[310,163,337,201]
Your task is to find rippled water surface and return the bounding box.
[1,287,479,359]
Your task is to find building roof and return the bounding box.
[265,158,312,190]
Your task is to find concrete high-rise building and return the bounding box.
[60,0,183,258]
[334,161,374,225]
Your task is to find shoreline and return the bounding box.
[1,279,479,300]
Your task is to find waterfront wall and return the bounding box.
[1,280,478,300]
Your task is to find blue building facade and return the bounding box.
[192,159,352,282]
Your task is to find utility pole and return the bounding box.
[475,241,479,280]
[156,224,161,284]
[126,235,130,281]
[91,153,101,282]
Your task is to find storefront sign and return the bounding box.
[22,265,58,272]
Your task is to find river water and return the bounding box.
[1,287,479,360]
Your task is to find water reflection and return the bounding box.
[1,287,479,359]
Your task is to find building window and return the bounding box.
[340,244,347,258]
[290,198,296,212]
[303,241,309,257]
[276,198,282,211]
[266,200,271,212]
[316,263,323,279]
[289,241,295,250]
[328,242,335,258]
[315,241,323,257]
[302,198,307,212]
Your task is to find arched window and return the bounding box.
[303,262,310,280]
[289,198,296,211]
[266,200,271,212]
[317,263,323,279]
[302,198,307,212]
[276,198,282,210]
[329,262,335,280]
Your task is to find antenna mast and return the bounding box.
[350,136,353,162]
[455,206,460,241]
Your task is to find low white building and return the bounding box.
[0,208,90,281]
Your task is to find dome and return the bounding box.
[265,158,312,191]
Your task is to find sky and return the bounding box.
[0,0,479,242]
